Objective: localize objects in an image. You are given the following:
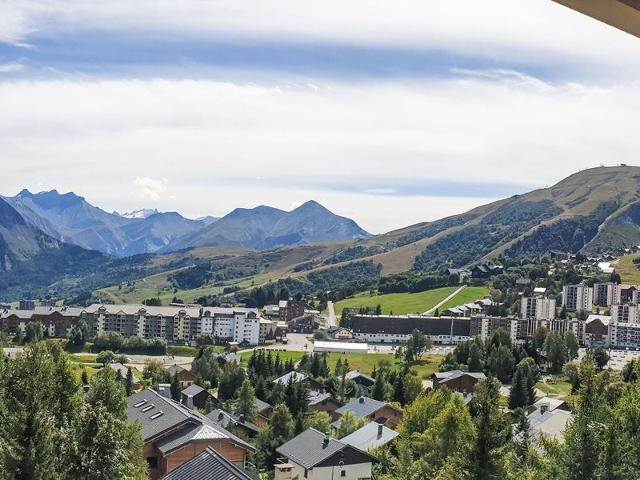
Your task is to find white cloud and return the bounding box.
[0,75,638,232]
[3,0,640,78]
[133,177,167,200]
[0,63,24,74]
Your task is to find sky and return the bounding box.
[1,1,640,234]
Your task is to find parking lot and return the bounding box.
[578,347,640,370]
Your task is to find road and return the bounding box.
[327,301,337,328]
[425,285,466,315]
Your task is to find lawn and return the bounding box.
[535,378,572,399]
[333,287,460,316]
[240,350,443,378]
[438,286,491,312]
[614,254,640,285]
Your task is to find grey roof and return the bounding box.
[307,390,333,406]
[525,409,574,442]
[273,371,307,385]
[345,370,374,384]
[206,409,260,435]
[254,398,271,413]
[276,428,348,469]
[181,384,206,397]
[433,370,486,382]
[335,397,386,419]
[109,363,140,384]
[127,389,254,453]
[85,303,201,318]
[161,447,253,480]
[341,422,398,451]
[532,397,568,413]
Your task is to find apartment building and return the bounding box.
[202,307,261,345]
[610,304,640,324]
[593,283,615,307]
[520,296,556,321]
[562,284,593,311]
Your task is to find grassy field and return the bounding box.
[333,287,460,316]
[241,350,443,378]
[438,286,492,312]
[615,254,640,285]
[535,378,572,399]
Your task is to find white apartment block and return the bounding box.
[520,297,556,320]
[610,304,640,324]
[593,283,614,307]
[562,285,593,311]
[203,307,261,345]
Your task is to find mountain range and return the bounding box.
[1,190,369,256]
[2,166,640,302]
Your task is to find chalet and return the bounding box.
[341,422,399,452]
[279,300,307,323]
[180,384,214,410]
[334,396,403,430]
[327,326,353,340]
[127,389,254,480]
[161,447,254,480]
[251,398,273,428]
[275,428,376,480]
[471,263,503,279]
[206,409,261,438]
[432,370,486,393]
[345,371,375,390]
[166,365,196,389]
[307,390,342,419]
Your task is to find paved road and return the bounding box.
[425,285,466,315]
[327,301,337,328]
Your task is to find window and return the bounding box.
[146,457,158,469]
[341,471,346,477]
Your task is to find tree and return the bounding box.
[81,368,89,386]
[142,359,170,387]
[336,410,365,438]
[235,378,258,422]
[96,350,117,365]
[543,332,568,374]
[470,378,511,479]
[69,319,90,348]
[170,373,181,401]
[86,368,128,419]
[468,342,484,372]
[372,370,387,401]
[256,404,294,469]
[565,331,579,360]
[125,367,134,396]
[589,347,610,370]
[487,345,515,383]
[24,321,44,344]
[508,359,536,410]
[305,411,332,433]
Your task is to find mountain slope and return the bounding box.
[167,200,370,251]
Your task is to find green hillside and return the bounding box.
[333,287,459,316]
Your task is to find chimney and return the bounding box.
[358,396,365,404]
[540,402,549,415]
[323,433,330,448]
[157,384,171,399]
[377,423,383,438]
[185,395,194,410]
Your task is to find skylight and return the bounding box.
[150,411,164,420]
[134,400,147,408]
[141,404,155,412]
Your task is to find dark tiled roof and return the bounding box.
[127,389,254,453]
[161,447,254,480]
[349,315,471,336]
[276,429,347,469]
[335,397,386,419]
[181,384,206,397]
[206,409,260,435]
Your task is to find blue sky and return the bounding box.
[2,0,640,233]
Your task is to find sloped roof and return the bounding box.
[526,409,574,442]
[254,398,271,413]
[206,409,260,435]
[108,362,140,384]
[341,422,398,451]
[161,447,254,480]
[273,371,307,385]
[181,384,206,397]
[85,303,201,317]
[335,397,386,419]
[276,429,347,469]
[345,371,374,384]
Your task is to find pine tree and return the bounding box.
[372,370,387,401]
[170,372,181,401]
[468,343,484,372]
[81,368,89,385]
[125,367,134,396]
[235,378,258,422]
[509,368,528,410]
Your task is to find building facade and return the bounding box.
[562,284,593,311]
